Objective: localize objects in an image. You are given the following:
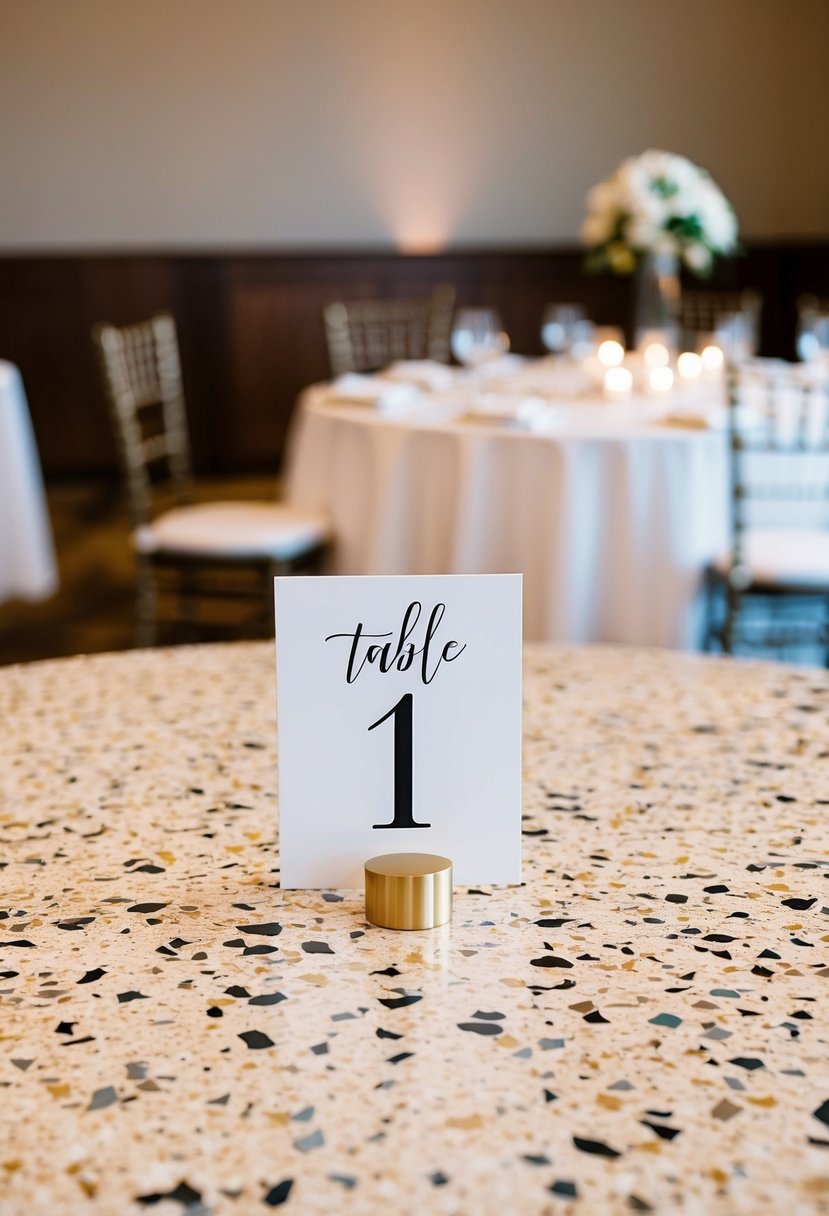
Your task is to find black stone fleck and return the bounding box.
[239,1030,275,1050]
[136,1181,202,1209]
[378,994,422,1009]
[573,1136,621,1158]
[77,968,106,984]
[641,1120,682,1141]
[263,1180,293,1206]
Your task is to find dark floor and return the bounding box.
[0,477,279,667]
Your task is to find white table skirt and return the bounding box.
[0,361,58,604]
[286,385,729,648]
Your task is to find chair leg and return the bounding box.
[722,585,737,656]
[176,569,199,643]
[135,557,157,648]
[701,570,719,653]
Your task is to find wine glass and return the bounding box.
[540,303,588,358]
[450,308,510,368]
[714,310,758,364]
[796,308,829,365]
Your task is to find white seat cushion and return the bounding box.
[715,527,829,589]
[133,502,329,562]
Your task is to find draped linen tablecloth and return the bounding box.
[2,641,828,1215]
[286,371,729,648]
[0,360,58,604]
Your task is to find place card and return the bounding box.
[275,574,522,889]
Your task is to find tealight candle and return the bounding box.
[604,366,633,395]
[648,365,674,392]
[700,344,724,372]
[643,342,670,368]
[597,339,625,367]
[677,352,702,380]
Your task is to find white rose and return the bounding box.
[684,242,713,273]
[624,212,660,250]
[581,211,616,245]
[586,181,619,216]
[696,184,737,249]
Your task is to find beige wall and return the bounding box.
[1,0,827,250]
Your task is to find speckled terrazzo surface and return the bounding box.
[2,642,829,1216]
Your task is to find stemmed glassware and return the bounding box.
[450,308,510,369]
[714,310,758,364]
[540,303,596,360]
[796,308,829,365]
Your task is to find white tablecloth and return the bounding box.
[285,363,730,648]
[0,360,58,604]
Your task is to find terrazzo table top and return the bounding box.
[2,642,829,1216]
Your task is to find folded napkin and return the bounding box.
[326,374,422,413]
[661,410,713,430]
[380,360,456,392]
[458,395,547,427]
[661,402,779,432]
[509,363,596,399]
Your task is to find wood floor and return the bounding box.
[0,477,278,667]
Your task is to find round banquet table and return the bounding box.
[0,360,58,605]
[3,642,829,1215]
[286,373,729,650]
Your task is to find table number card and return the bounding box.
[275,574,522,889]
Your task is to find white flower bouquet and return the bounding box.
[582,150,739,276]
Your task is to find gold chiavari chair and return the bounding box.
[707,361,829,661]
[323,284,455,376]
[93,314,329,646]
[680,288,762,352]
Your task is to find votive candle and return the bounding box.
[597,339,625,367]
[677,352,703,380]
[700,344,724,372]
[604,366,633,396]
[648,365,674,392]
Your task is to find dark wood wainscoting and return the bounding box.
[1,242,827,478]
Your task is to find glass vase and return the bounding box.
[632,250,680,350]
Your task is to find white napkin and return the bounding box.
[660,402,788,433]
[459,395,547,427]
[661,404,729,431]
[326,374,422,414]
[380,360,456,392]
